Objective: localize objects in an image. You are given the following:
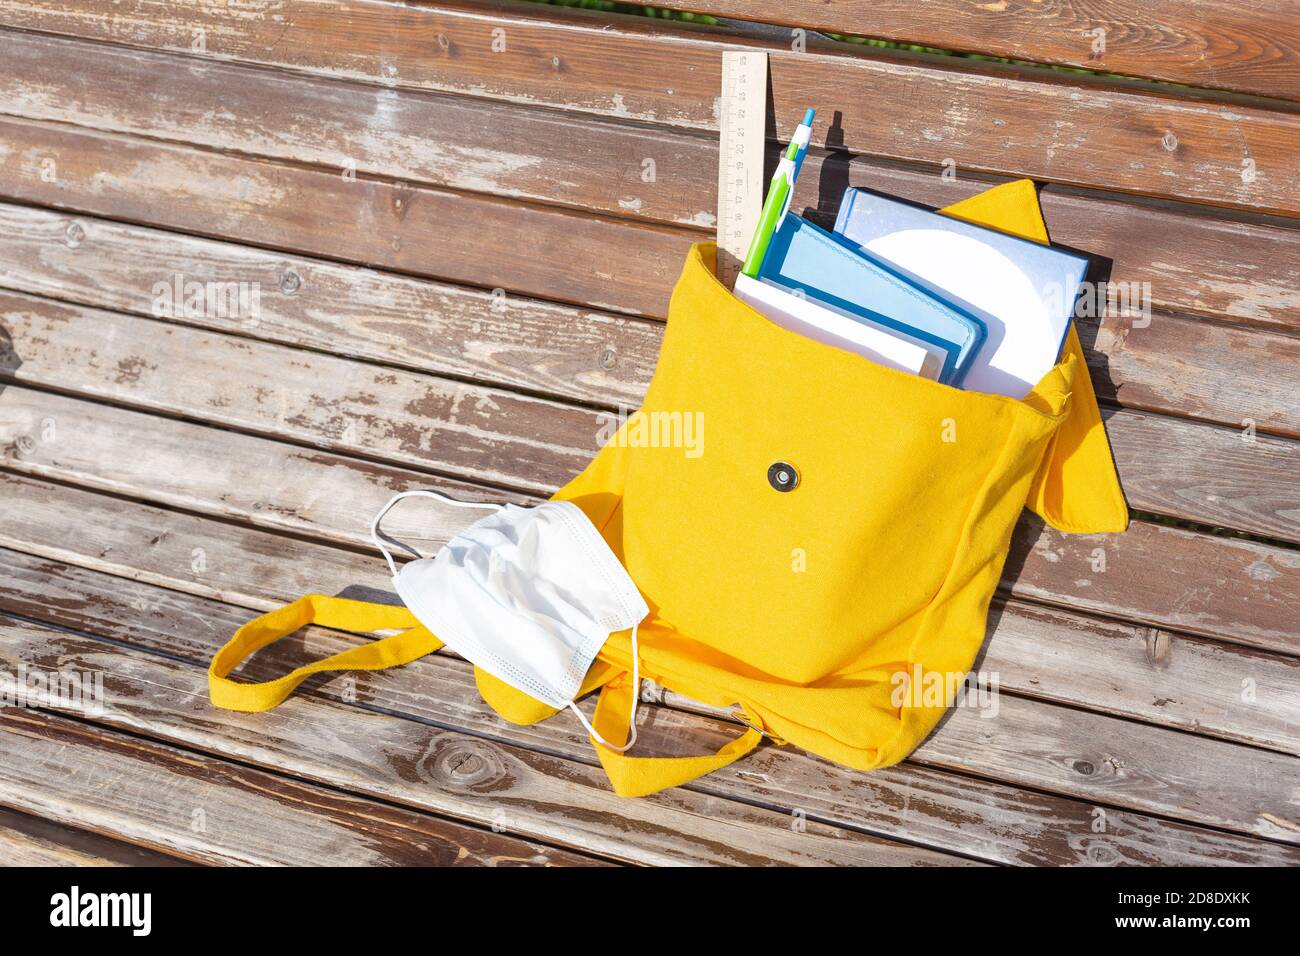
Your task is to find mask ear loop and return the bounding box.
[568,621,640,753]
[370,489,503,577]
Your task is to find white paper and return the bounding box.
[734,274,943,379]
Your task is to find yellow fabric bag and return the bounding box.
[210,180,1127,798]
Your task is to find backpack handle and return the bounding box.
[209,595,442,712]
[588,673,763,797]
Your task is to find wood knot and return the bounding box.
[1083,839,1121,866]
[420,735,507,791]
[12,433,36,458]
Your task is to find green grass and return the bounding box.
[524,1,719,22]
[522,0,1126,78]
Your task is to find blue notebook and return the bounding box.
[757,214,986,386]
[834,188,1089,398]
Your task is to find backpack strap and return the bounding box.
[209,594,442,712]
[588,672,763,798]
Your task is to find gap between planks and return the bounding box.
[630,0,1300,101]
[0,804,194,867]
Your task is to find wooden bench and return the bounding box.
[0,0,1296,866]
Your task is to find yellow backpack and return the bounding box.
[210,180,1128,797]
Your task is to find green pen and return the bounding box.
[741,108,815,279]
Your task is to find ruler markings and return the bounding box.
[716,51,768,290]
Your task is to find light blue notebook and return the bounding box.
[758,214,986,386]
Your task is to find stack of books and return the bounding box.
[734,111,1089,400]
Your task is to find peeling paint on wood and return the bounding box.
[0,707,604,866]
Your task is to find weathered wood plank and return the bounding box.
[0,28,715,231]
[1100,409,1300,538]
[0,470,406,609]
[0,202,659,410]
[0,386,534,553]
[0,113,688,319]
[1086,313,1300,435]
[0,617,973,867]
[658,686,1300,848]
[651,0,1300,101]
[0,572,1293,862]
[3,30,1296,330]
[1,203,1296,443]
[975,598,1300,757]
[1007,516,1299,653]
[0,806,191,866]
[2,315,1297,650]
[914,694,1299,842]
[0,289,608,496]
[5,0,1297,215]
[0,703,605,867]
[659,678,1300,846]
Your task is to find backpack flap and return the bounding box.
[940,180,1129,534]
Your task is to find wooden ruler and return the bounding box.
[716,50,768,290]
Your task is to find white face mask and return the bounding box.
[370,491,648,751]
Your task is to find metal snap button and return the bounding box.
[767,461,799,492]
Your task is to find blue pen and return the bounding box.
[776,108,817,226]
[788,108,816,193]
[741,108,816,278]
